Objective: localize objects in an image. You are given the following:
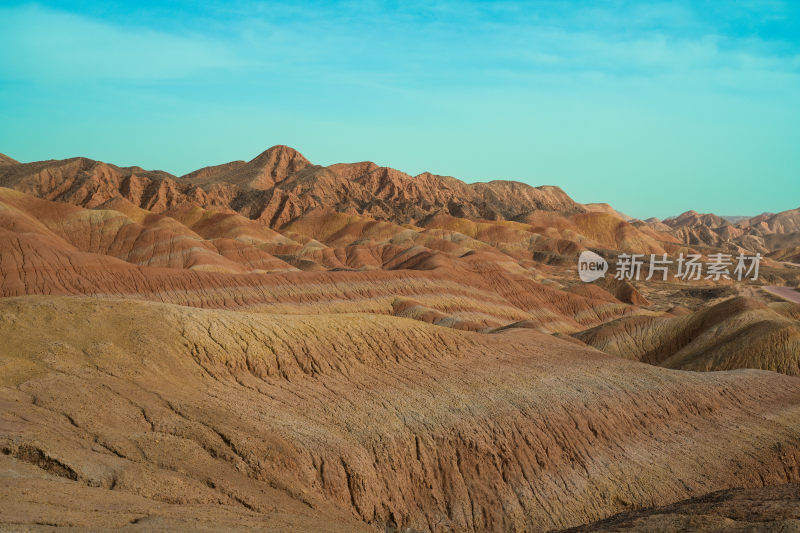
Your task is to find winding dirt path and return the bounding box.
[763,285,800,303]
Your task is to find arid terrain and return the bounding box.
[1,146,799,532]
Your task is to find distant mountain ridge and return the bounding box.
[643,207,800,257]
[1,146,798,258]
[0,145,584,228]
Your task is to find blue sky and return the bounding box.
[0,1,798,219]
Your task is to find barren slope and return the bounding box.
[0,153,19,166]
[574,296,800,375]
[2,296,800,532]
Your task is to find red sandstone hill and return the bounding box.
[655,207,800,256]
[3,147,800,532]
[0,186,640,333]
[0,146,583,229]
[0,147,691,271]
[2,147,797,257]
[0,153,18,166]
[10,145,800,261]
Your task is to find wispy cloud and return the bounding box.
[2,1,797,91]
[212,0,800,89]
[0,4,242,82]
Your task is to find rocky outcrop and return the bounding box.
[562,483,800,532]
